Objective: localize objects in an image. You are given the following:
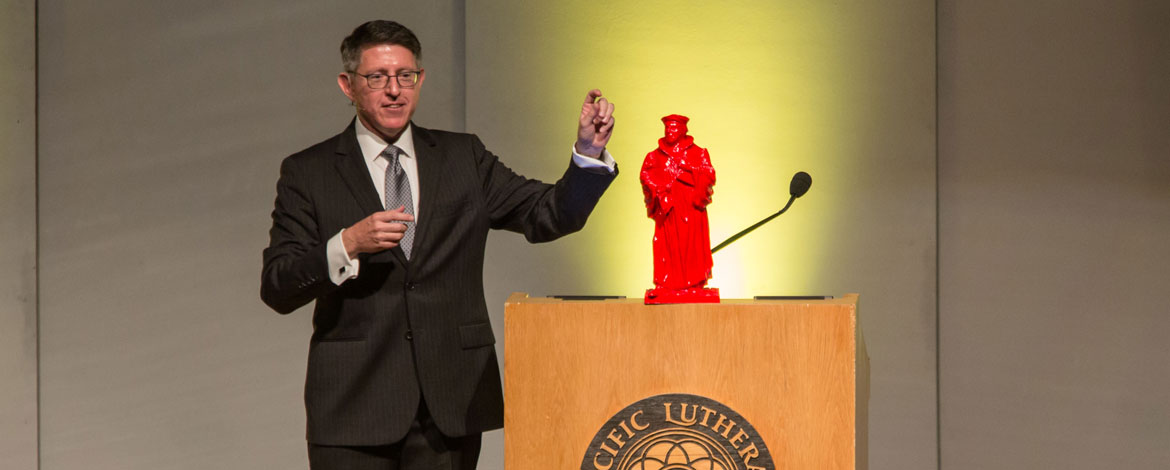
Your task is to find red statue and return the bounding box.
[641,114,719,304]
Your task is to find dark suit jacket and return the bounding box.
[261,121,614,445]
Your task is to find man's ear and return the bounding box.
[417,68,426,88]
[337,73,355,102]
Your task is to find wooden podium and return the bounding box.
[503,293,868,470]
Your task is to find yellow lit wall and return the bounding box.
[467,0,934,298]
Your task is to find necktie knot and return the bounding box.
[382,145,403,171]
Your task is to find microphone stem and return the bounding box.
[711,195,797,254]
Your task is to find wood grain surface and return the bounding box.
[504,293,867,470]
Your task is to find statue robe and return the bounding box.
[640,135,716,290]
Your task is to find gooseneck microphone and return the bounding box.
[711,171,812,254]
[789,171,812,198]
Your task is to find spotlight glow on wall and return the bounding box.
[471,0,872,298]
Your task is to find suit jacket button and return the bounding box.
[405,282,417,291]
[405,330,413,341]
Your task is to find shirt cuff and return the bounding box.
[571,146,617,174]
[327,229,360,285]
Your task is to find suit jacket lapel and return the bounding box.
[332,119,407,265]
[411,125,446,265]
[333,120,383,215]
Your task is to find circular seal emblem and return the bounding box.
[582,394,775,470]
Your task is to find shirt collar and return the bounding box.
[354,118,416,164]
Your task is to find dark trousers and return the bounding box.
[308,402,482,470]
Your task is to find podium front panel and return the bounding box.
[504,293,866,470]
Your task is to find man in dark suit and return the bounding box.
[260,20,616,469]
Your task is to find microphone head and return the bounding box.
[789,171,812,198]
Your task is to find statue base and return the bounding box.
[644,287,720,305]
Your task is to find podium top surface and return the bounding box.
[506,292,859,306]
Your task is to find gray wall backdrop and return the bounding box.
[1,1,1166,469]
[937,1,1170,467]
[1,0,38,469]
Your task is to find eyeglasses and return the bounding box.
[352,70,422,89]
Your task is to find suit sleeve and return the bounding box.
[473,136,616,243]
[260,156,339,314]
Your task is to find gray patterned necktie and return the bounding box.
[382,145,415,259]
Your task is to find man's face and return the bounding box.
[663,121,687,144]
[338,44,425,142]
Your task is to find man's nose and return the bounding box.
[385,80,401,97]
